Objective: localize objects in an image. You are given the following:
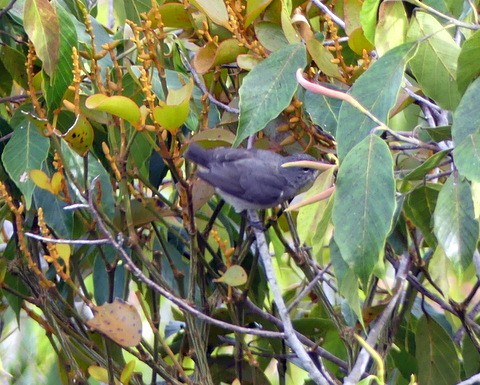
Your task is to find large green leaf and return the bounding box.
[23,0,60,76]
[407,12,461,110]
[336,43,413,160]
[43,2,77,112]
[234,43,306,147]
[332,134,396,282]
[433,175,479,269]
[416,315,460,385]
[457,29,480,94]
[2,118,50,209]
[452,76,480,182]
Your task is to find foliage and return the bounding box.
[0,0,480,384]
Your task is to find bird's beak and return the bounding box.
[281,160,337,171]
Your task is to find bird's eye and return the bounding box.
[301,167,311,172]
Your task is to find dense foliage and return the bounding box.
[0,0,480,384]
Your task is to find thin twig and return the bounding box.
[25,232,110,245]
[407,0,479,30]
[311,0,346,29]
[403,86,443,112]
[287,264,331,313]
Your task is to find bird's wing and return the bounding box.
[197,158,288,205]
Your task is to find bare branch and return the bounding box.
[248,209,332,385]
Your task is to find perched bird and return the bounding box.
[185,143,319,212]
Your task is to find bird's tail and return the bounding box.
[184,143,210,168]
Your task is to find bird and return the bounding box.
[184,143,319,212]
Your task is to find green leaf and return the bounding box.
[462,334,480,377]
[190,0,229,27]
[330,240,363,324]
[306,39,341,79]
[23,0,60,76]
[2,119,50,209]
[33,188,73,238]
[407,12,461,110]
[234,43,307,147]
[374,1,408,56]
[304,86,342,136]
[158,3,192,29]
[214,265,248,286]
[332,135,396,282]
[452,76,480,144]
[43,2,77,112]
[415,315,460,385]
[452,76,480,181]
[85,95,141,127]
[360,0,381,44]
[297,167,335,247]
[245,0,273,27]
[404,184,440,247]
[457,29,480,94]
[433,175,479,269]
[348,28,375,55]
[454,129,480,182]
[193,39,248,74]
[0,45,28,89]
[337,43,413,160]
[403,149,450,181]
[122,0,151,24]
[255,22,289,52]
[0,59,12,96]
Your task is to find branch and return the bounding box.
[248,209,332,385]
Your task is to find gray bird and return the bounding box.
[185,143,319,212]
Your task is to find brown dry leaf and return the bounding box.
[87,299,142,347]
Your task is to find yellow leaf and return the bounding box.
[120,360,136,385]
[86,95,141,127]
[30,169,54,194]
[214,265,248,286]
[55,243,71,276]
[88,366,109,382]
[50,172,64,195]
[62,115,94,156]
